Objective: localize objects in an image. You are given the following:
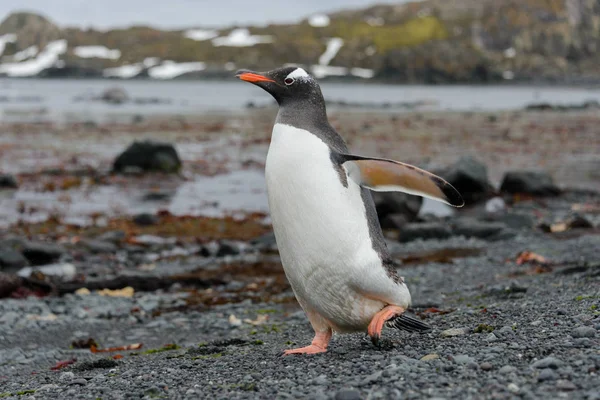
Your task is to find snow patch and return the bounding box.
[12,46,38,61]
[74,45,121,60]
[103,64,142,79]
[309,14,330,27]
[0,33,17,56]
[148,61,206,79]
[212,29,273,47]
[311,65,347,79]
[143,57,160,68]
[504,47,517,58]
[318,38,343,66]
[0,39,67,77]
[184,29,218,41]
[350,67,375,79]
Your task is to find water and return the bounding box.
[1,78,600,123]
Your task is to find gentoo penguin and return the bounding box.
[236,66,464,355]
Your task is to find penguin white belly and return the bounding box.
[265,123,409,332]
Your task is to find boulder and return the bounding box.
[500,171,560,196]
[440,156,493,204]
[398,222,452,243]
[372,192,422,226]
[133,213,159,226]
[21,241,65,266]
[0,174,18,189]
[101,87,128,105]
[0,246,29,271]
[113,140,182,174]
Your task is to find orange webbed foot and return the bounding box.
[368,305,405,346]
[283,329,331,356]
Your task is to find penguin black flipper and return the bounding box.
[337,153,465,207]
[386,313,432,333]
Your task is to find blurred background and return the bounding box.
[0,1,599,389]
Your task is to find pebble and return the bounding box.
[335,389,362,400]
[420,353,440,361]
[571,326,596,338]
[59,371,76,382]
[69,378,88,386]
[453,355,475,365]
[486,333,498,342]
[480,362,493,371]
[531,357,564,369]
[499,365,517,374]
[507,383,520,394]
[556,380,577,391]
[360,371,382,386]
[537,368,557,382]
[441,328,468,337]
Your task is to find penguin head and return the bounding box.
[236,66,323,106]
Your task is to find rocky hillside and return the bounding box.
[0,0,599,83]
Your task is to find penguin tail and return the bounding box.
[386,313,432,333]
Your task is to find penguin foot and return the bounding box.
[368,305,406,346]
[283,329,331,356]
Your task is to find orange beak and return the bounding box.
[236,72,275,83]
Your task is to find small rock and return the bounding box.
[499,365,517,374]
[485,333,498,342]
[507,383,520,394]
[497,326,515,336]
[441,327,468,337]
[133,213,159,226]
[216,240,241,257]
[556,380,577,391]
[102,87,128,104]
[398,222,452,243]
[335,389,361,400]
[113,140,182,174]
[97,230,126,243]
[69,378,87,386]
[531,356,564,369]
[440,156,492,204]
[18,263,76,279]
[420,353,440,361]
[538,368,557,382]
[313,375,328,385]
[360,370,382,385]
[480,362,493,371]
[485,197,506,213]
[79,239,117,254]
[59,372,76,382]
[453,355,475,365]
[571,326,596,338]
[0,174,18,189]
[22,241,65,266]
[483,211,534,230]
[566,214,593,230]
[500,171,560,196]
[531,320,542,326]
[0,246,29,270]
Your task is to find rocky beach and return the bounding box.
[0,101,599,399]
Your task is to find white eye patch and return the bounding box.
[285,68,310,81]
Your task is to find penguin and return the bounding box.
[236,66,464,355]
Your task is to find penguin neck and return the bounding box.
[276,97,329,132]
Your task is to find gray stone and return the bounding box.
[532,357,564,369]
[0,174,18,189]
[453,355,475,365]
[59,371,76,382]
[556,380,577,391]
[398,222,452,242]
[500,171,560,196]
[21,241,65,266]
[440,156,492,204]
[113,140,181,174]
[360,370,382,385]
[79,239,117,253]
[0,246,28,270]
[441,327,468,337]
[571,326,596,338]
[537,368,557,382]
[480,362,493,371]
[335,389,362,400]
[499,365,517,374]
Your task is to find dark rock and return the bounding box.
[216,240,241,257]
[97,230,126,244]
[113,140,181,174]
[0,174,18,189]
[133,213,159,226]
[0,272,22,298]
[452,218,512,240]
[78,239,117,254]
[372,192,422,224]
[22,241,65,266]
[380,213,410,230]
[0,246,29,270]
[531,357,564,369]
[500,171,560,196]
[101,87,128,104]
[142,192,172,202]
[537,368,557,382]
[483,211,535,230]
[335,389,362,400]
[566,215,594,230]
[571,326,596,338]
[440,156,492,204]
[249,232,277,252]
[398,222,452,243]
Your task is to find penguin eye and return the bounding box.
[284,77,295,86]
